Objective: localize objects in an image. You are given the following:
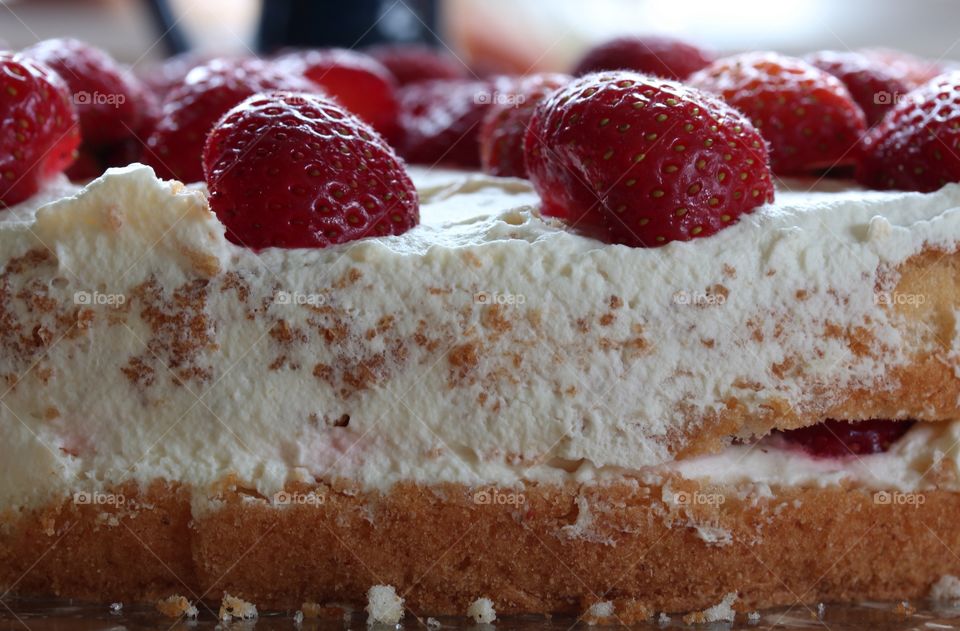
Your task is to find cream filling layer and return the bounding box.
[0,165,959,510]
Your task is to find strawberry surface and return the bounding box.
[276,48,400,142]
[689,52,867,174]
[0,52,80,206]
[479,72,570,178]
[573,36,713,80]
[203,91,418,249]
[858,71,960,192]
[781,419,914,458]
[144,57,320,183]
[524,71,774,247]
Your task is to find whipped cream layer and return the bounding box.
[2,165,960,510]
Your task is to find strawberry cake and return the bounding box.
[2,37,960,622]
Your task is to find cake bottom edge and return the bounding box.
[0,477,955,619]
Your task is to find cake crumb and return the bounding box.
[366,585,404,625]
[293,610,304,625]
[682,592,737,624]
[219,594,258,621]
[747,610,761,623]
[426,617,441,628]
[583,600,615,625]
[930,575,960,602]
[893,600,915,616]
[657,612,671,625]
[467,597,496,624]
[156,595,198,619]
[109,602,123,615]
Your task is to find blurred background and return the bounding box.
[1,0,959,72]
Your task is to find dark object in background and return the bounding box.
[142,0,441,57]
[143,0,189,56]
[256,0,440,54]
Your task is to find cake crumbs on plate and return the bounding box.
[155,594,198,619]
[366,584,404,625]
[682,592,737,624]
[583,600,615,625]
[109,602,122,615]
[893,600,916,616]
[426,617,441,628]
[466,597,496,624]
[747,610,761,623]
[219,594,258,621]
[657,612,671,625]
[930,575,960,602]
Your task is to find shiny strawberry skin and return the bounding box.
[689,52,867,175]
[805,50,910,126]
[23,37,151,147]
[144,57,320,183]
[573,36,714,81]
[203,91,418,250]
[0,53,80,207]
[276,48,400,143]
[781,419,914,458]
[366,44,467,86]
[859,48,945,89]
[524,71,774,247]
[857,71,960,192]
[479,72,570,178]
[396,78,500,167]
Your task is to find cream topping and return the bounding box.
[1,164,960,510]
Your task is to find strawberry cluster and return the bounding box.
[3,35,958,252]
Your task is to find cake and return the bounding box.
[1,162,960,618]
[3,34,960,624]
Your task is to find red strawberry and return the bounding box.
[203,91,418,249]
[859,48,945,88]
[366,44,467,86]
[573,36,713,81]
[23,38,151,147]
[805,51,910,126]
[524,71,774,247]
[276,48,399,143]
[781,419,914,458]
[479,72,570,178]
[689,52,867,174]
[0,52,80,207]
[136,51,215,97]
[397,78,504,167]
[144,57,320,183]
[857,72,960,192]
[64,146,104,182]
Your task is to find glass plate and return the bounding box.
[3,599,960,630]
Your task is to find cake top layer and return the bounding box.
[1,164,960,509]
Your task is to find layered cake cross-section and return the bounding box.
[2,163,960,616]
[4,35,960,623]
